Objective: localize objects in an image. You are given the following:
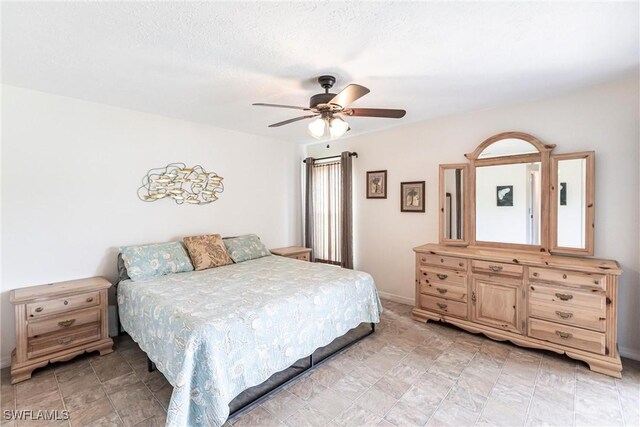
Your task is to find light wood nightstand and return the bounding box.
[270,246,312,262]
[9,276,114,384]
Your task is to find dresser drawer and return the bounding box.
[529,267,606,290]
[529,301,605,332]
[27,308,101,338]
[528,318,606,355]
[418,254,467,271]
[26,292,99,319]
[27,324,101,359]
[528,283,605,311]
[420,295,467,319]
[472,260,523,278]
[419,280,467,302]
[419,267,466,287]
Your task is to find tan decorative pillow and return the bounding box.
[183,234,233,270]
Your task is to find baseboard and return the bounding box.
[378,291,415,306]
[619,346,640,361]
[1,355,11,369]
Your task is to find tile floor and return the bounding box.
[1,299,638,426]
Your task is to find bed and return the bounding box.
[117,254,382,426]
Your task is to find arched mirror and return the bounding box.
[437,131,595,255]
[466,132,553,252]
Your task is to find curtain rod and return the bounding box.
[302,152,358,163]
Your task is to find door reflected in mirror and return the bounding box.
[476,162,541,245]
[557,158,587,248]
[444,168,464,240]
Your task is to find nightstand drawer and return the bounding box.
[26,291,99,319]
[27,324,101,359]
[27,308,101,338]
[294,253,310,261]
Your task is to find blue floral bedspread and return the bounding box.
[117,255,382,426]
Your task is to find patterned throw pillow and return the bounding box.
[120,241,194,282]
[183,234,233,270]
[223,234,271,263]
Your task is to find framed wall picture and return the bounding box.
[401,181,425,212]
[366,170,387,199]
[496,185,513,207]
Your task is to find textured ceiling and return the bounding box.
[2,2,638,143]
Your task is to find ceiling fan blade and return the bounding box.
[268,114,319,128]
[344,108,406,118]
[253,103,312,111]
[328,84,370,108]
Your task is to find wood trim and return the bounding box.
[550,151,595,256]
[465,131,555,160]
[439,164,468,245]
[474,153,542,167]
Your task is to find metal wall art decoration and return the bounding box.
[138,163,223,205]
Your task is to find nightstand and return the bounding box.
[270,246,312,262]
[9,276,114,384]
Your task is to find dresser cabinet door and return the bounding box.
[472,276,524,334]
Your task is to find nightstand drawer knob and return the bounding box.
[58,319,76,328]
[64,300,69,305]
[35,307,44,313]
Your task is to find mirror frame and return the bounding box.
[466,132,556,253]
[550,151,595,256]
[439,164,469,246]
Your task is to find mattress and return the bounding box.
[117,255,382,426]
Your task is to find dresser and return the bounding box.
[413,244,622,377]
[270,246,312,262]
[10,277,114,383]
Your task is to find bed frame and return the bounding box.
[145,322,376,418]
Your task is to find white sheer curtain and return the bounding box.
[312,160,342,265]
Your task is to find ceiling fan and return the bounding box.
[253,75,406,139]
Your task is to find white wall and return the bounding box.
[0,85,302,367]
[306,74,640,359]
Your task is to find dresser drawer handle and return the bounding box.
[58,319,76,328]
[459,262,464,267]
[555,293,573,301]
[436,274,448,280]
[593,280,599,285]
[533,272,539,277]
[436,302,448,310]
[35,307,44,313]
[562,274,568,279]
[440,258,445,263]
[555,311,573,320]
[64,300,69,305]
[58,336,75,345]
[436,287,448,294]
[86,297,94,303]
[471,291,477,305]
[555,330,572,339]
[489,265,503,272]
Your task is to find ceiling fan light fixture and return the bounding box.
[308,117,326,139]
[329,116,349,138]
